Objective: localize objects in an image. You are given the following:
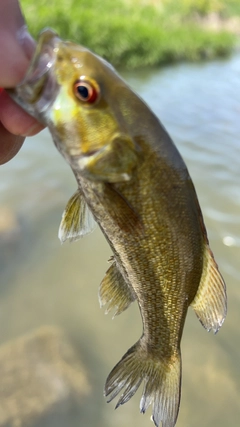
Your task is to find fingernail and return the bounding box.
[16,25,36,60]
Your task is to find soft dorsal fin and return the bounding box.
[58,190,96,243]
[99,259,136,318]
[191,245,227,334]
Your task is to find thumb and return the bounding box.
[0,0,35,87]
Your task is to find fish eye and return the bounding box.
[73,78,99,104]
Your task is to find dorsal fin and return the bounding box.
[58,190,96,243]
[191,245,227,333]
[99,260,136,318]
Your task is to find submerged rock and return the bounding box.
[0,206,21,243]
[0,205,21,271]
[0,326,90,427]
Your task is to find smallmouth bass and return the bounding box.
[7,29,227,427]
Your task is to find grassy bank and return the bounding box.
[21,0,240,69]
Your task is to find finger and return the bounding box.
[0,123,25,165]
[0,0,35,87]
[0,90,44,136]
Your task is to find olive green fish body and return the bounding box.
[7,29,227,427]
[69,122,211,426]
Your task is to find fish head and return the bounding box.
[9,29,139,182]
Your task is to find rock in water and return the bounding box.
[0,326,90,427]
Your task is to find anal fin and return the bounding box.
[58,190,96,243]
[99,260,136,317]
[191,245,227,333]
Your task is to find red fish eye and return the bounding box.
[73,80,99,103]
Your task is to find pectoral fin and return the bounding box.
[102,183,143,235]
[99,260,136,318]
[191,245,227,333]
[58,190,96,243]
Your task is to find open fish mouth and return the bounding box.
[7,28,60,124]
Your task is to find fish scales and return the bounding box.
[7,28,227,427]
[78,142,203,355]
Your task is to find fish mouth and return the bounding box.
[7,28,60,124]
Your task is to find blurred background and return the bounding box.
[0,1,239,426]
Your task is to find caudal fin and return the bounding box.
[105,341,181,427]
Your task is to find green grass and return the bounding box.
[222,0,240,17]
[21,0,238,69]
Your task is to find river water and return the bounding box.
[0,53,239,427]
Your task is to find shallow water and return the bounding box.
[0,53,239,426]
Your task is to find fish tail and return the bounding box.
[105,340,181,427]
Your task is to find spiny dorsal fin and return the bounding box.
[191,245,227,333]
[58,190,96,243]
[99,260,136,318]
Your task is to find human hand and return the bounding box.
[0,0,44,165]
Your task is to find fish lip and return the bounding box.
[7,28,60,124]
